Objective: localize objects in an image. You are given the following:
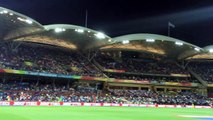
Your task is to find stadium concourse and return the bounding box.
[0,6,213,107]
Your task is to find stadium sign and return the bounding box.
[0,102,213,109]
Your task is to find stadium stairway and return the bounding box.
[187,67,208,87]
[76,52,109,78]
[90,59,109,78]
[92,59,105,71]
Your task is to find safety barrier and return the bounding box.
[0,101,212,109]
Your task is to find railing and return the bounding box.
[187,67,207,87]
[0,101,212,109]
[0,68,200,87]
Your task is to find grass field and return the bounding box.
[0,107,212,120]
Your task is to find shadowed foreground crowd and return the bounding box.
[0,81,212,106]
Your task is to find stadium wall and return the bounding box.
[0,69,200,87]
[0,101,212,109]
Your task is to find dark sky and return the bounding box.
[1,0,213,47]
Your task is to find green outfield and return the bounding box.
[0,107,212,120]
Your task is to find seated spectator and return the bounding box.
[0,80,212,106]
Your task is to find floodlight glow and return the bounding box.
[17,17,24,21]
[95,32,106,39]
[17,17,33,24]
[146,39,155,42]
[75,29,84,33]
[209,49,213,53]
[175,42,183,46]
[26,19,33,24]
[108,39,112,42]
[3,10,8,14]
[9,13,13,16]
[0,10,9,14]
[122,40,130,44]
[194,48,200,52]
[54,28,66,33]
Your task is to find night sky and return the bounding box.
[1,0,213,47]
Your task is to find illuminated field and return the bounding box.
[0,107,212,120]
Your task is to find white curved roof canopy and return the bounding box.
[15,24,112,50]
[100,34,203,60]
[1,6,213,60]
[187,45,213,60]
[0,7,44,41]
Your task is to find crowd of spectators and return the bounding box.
[1,43,213,85]
[0,43,212,107]
[96,55,189,75]
[0,81,212,106]
[107,73,199,83]
[0,81,96,102]
[189,62,213,84]
[0,44,103,77]
[109,89,212,106]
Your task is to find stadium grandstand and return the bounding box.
[0,6,213,107]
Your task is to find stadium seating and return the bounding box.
[0,44,104,77]
[189,62,213,83]
[106,73,198,83]
[0,43,213,106]
[0,81,212,106]
[95,54,189,75]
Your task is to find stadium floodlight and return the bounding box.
[17,17,33,24]
[26,19,33,24]
[108,39,112,42]
[209,49,213,53]
[9,13,13,16]
[3,10,8,14]
[95,32,106,39]
[0,10,9,14]
[146,39,155,42]
[175,42,183,46]
[54,28,66,33]
[17,17,23,21]
[17,17,26,22]
[194,48,200,52]
[75,29,84,33]
[122,40,130,44]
